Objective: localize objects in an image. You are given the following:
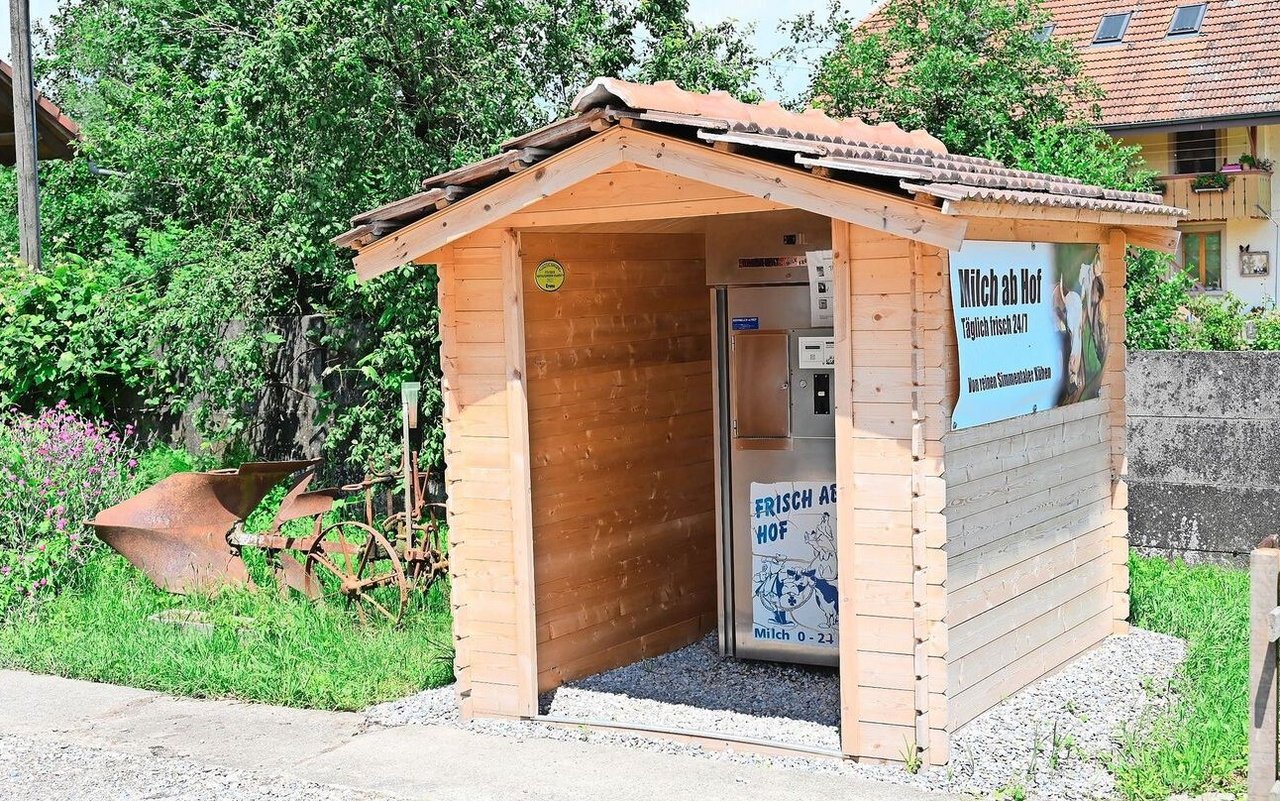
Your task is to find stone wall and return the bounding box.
[1127,350,1280,565]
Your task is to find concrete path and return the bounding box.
[0,670,959,801]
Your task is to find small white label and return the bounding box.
[798,336,835,369]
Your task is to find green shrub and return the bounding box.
[1125,248,1192,350]
[1172,294,1249,350]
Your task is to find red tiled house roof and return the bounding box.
[0,59,80,165]
[857,0,1280,131]
[1040,0,1280,129]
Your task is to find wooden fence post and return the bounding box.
[1250,545,1280,801]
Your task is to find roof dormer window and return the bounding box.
[1168,3,1207,36]
[1093,12,1131,44]
[1034,24,1055,41]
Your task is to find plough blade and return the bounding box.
[89,461,317,595]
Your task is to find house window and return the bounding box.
[1174,129,1219,174]
[1034,24,1055,41]
[1168,3,1206,35]
[1182,229,1223,291]
[1093,12,1131,43]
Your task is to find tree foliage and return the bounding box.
[2,0,761,467]
[799,0,1154,191]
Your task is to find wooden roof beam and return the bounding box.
[942,199,1180,229]
[618,127,968,251]
[354,126,970,280]
[355,128,632,280]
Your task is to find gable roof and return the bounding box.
[0,59,80,165]
[338,77,1183,280]
[1039,0,1280,130]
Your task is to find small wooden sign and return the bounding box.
[534,259,566,292]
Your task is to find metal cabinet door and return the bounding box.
[730,330,790,440]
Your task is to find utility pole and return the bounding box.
[9,0,40,268]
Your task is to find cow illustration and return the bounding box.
[1053,257,1108,404]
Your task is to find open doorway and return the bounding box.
[520,212,843,754]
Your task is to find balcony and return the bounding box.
[1159,170,1272,222]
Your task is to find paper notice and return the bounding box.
[807,249,834,326]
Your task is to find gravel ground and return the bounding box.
[546,633,840,751]
[0,734,399,801]
[366,628,1187,800]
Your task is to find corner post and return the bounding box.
[501,229,538,716]
[1249,543,1280,801]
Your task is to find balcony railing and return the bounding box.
[1159,171,1272,222]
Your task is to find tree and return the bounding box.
[799,0,1154,191]
[0,0,762,467]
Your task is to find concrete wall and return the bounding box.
[1127,350,1280,564]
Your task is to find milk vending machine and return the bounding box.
[714,258,839,667]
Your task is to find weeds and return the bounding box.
[0,551,453,710]
[1110,553,1249,799]
[901,737,923,775]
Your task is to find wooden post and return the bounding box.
[1250,545,1280,801]
[9,0,40,267]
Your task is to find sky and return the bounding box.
[3,0,878,98]
[686,0,877,97]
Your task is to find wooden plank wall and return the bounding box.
[834,222,950,765]
[942,230,1130,730]
[439,228,528,719]
[943,400,1114,729]
[519,231,719,690]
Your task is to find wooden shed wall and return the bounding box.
[519,232,719,691]
[834,222,951,765]
[439,228,530,719]
[941,229,1131,730]
[943,399,1114,728]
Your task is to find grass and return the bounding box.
[1111,552,1250,800]
[0,506,455,711]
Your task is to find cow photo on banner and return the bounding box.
[748,481,838,649]
[948,241,1107,430]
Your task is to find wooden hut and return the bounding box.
[336,78,1185,765]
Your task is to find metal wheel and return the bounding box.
[303,521,409,625]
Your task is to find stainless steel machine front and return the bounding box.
[714,283,838,666]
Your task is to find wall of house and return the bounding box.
[519,231,719,691]
[942,400,1115,727]
[1120,125,1280,305]
[939,228,1130,731]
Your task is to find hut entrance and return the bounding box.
[520,212,842,751]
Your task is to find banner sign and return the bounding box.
[949,241,1107,430]
[749,481,838,649]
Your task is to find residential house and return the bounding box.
[1041,0,1280,304]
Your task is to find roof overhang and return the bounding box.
[1105,113,1280,136]
[341,78,1188,280]
[352,126,970,282]
[0,59,80,165]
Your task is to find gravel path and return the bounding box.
[366,628,1187,800]
[0,733,400,801]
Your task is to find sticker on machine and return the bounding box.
[749,481,838,648]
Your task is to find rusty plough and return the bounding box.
[89,384,446,625]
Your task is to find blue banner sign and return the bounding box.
[949,241,1107,430]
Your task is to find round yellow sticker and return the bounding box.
[533,259,565,292]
